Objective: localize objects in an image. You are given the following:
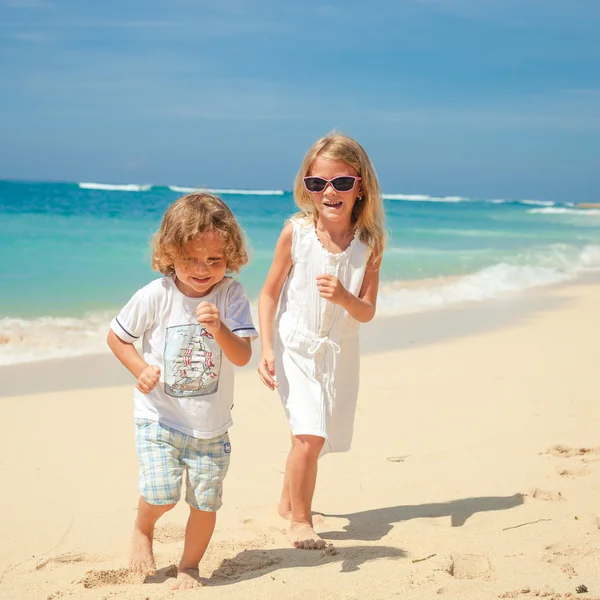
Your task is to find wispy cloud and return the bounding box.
[412,0,600,27]
[0,20,188,28]
[10,31,52,43]
[3,0,54,7]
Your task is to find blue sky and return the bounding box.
[1,0,599,202]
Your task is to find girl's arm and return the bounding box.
[316,251,381,323]
[107,330,160,393]
[257,222,293,389]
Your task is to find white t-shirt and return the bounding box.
[110,276,257,439]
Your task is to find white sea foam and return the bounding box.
[529,207,600,216]
[377,244,600,316]
[78,182,152,192]
[209,188,285,196]
[168,186,285,196]
[520,199,556,206]
[0,312,114,366]
[383,194,467,202]
[487,198,557,206]
[168,185,197,193]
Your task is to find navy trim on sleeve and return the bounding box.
[231,326,257,333]
[116,317,140,339]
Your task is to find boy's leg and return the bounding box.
[171,507,216,590]
[173,431,230,588]
[130,497,175,576]
[286,434,326,549]
[133,420,185,576]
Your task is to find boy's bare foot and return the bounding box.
[288,522,327,550]
[171,568,203,590]
[129,528,156,577]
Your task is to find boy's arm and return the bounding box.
[212,325,252,367]
[107,330,160,393]
[195,302,252,367]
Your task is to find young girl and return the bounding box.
[107,192,257,589]
[257,132,385,550]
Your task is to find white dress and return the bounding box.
[274,216,370,455]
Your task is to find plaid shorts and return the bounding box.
[135,419,231,511]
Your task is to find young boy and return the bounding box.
[107,192,257,589]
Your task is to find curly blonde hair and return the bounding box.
[152,192,248,275]
[293,132,386,264]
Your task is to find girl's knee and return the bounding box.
[293,434,325,457]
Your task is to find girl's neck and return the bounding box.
[314,217,357,254]
[315,216,354,239]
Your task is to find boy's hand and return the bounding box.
[257,351,277,390]
[196,301,222,335]
[316,274,349,305]
[137,365,161,394]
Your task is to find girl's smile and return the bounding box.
[307,157,360,225]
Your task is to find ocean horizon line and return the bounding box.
[0,178,576,207]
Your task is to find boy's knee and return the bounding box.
[141,498,177,516]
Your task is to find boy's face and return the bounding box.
[173,232,227,297]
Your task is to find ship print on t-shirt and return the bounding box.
[164,324,221,397]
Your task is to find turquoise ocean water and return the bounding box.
[1,180,599,365]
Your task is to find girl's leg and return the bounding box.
[286,434,326,549]
[171,507,216,590]
[278,433,294,520]
[130,497,175,576]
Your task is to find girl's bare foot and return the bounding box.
[171,568,203,590]
[278,499,292,521]
[129,528,156,577]
[288,522,327,550]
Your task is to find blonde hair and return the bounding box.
[152,192,248,275]
[293,132,386,264]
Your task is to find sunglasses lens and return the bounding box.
[332,177,356,192]
[304,177,327,192]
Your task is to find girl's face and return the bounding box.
[306,157,361,226]
[173,231,228,297]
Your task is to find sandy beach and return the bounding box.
[1,281,599,600]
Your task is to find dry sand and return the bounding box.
[1,281,599,600]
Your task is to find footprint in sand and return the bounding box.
[154,523,186,544]
[210,550,282,581]
[446,553,492,580]
[544,444,600,459]
[557,467,590,478]
[529,488,563,502]
[79,568,142,588]
[499,588,600,599]
[36,553,91,571]
[543,541,600,580]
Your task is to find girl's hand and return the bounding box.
[257,352,277,390]
[137,365,161,394]
[196,301,222,335]
[316,274,349,305]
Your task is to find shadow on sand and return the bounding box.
[319,493,525,541]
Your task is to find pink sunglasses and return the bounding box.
[303,176,361,193]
